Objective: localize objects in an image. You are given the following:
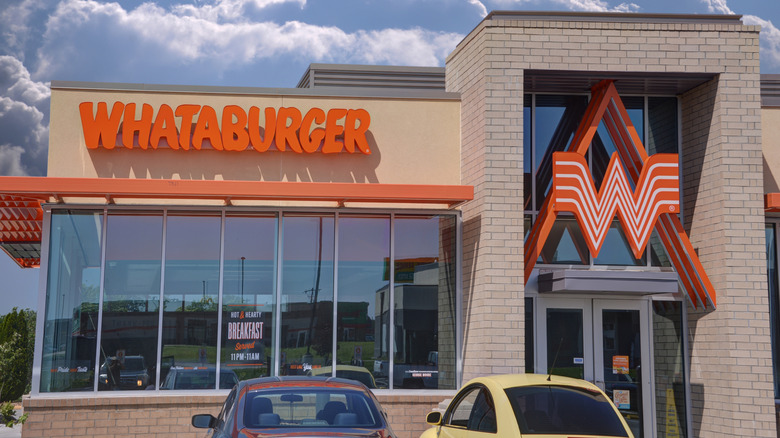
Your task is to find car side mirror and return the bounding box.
[426,411,442,425]
[192,414,216,429]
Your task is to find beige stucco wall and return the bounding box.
[48,87,461,186]
[763,106,780,193]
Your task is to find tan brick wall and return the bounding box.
[22,395,225,438]
[21,393,442,438]
[446,21,527,383]
[446,14,774,437]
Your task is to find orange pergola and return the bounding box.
[0,177,473,268]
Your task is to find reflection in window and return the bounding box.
[648,97,678,155]
[336,215,389,389]
[534,95,589,203]
[538,217,588,265]
[40,210,460,393]
[652,301,687,437]
[546,308,583,379]
[392,216,456,389]
[766,224,780,398]
[161,213,221,390]
[40,210,102,392]
[593,220,647,266]
[280,214,334,376]
[524,95,532,211]
[650,230,672,267]
[591,96,644,192]
[99,213,162,391]
[221,214,277,381]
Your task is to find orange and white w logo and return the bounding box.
[552,151,679,260]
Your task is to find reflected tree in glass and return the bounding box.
[161,213,221,389]
[99,212,162,391]
[221,214,276,381]
[280,214,334,376]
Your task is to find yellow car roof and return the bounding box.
[468,373,603,391]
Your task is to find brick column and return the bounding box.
[446,23,527,382]
[682,71,775,436]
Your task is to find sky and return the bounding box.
[0,0,779,315]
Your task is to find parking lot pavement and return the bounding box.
[0,408,23,438]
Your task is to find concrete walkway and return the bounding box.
[0,408,23,438]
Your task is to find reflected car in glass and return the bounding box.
[306,365,378,389]
[98,355,150,390]
[192,376,396,437]
[421,374,634,438]
[161,367,239,390]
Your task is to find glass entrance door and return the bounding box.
[536,297,653,438]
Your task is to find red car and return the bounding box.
[192,376,396,438]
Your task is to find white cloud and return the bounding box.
[0,0,53,61]
[0,144,28,177]
[468,0,488,18]
[701,0,780,71]
[489,0,640,12]
[743,15,780,71]
[701,0,734,15]
[33,0,463,83]
[172,0,306,23]
[0,56,49,176]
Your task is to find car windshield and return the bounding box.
[334,370,375,388]
[505,385,629,437]
[124,358,145,371]
[242,388,382,430]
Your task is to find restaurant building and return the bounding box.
[1,10,779,438]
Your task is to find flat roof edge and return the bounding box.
[485,10,743,24]
[50,81,460,101]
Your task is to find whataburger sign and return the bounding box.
[525,80,716,309]
[78,102,372,154]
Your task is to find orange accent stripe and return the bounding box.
[766,193,780,212]
[0,177,473,206]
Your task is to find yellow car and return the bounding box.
[421,374,634,438]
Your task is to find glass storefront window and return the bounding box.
[538,217,588,265]
[393,215,456,389]
[534,94,589,204]
[546,308,584,379]
[593,220,648,266]
[280,214,335,376]
[40,209,459,393]
[40,210,103,392]
[524,95,532,211]
[652,301,687,437]
[336,215,389,389]
[161,213,221,390]
[221,214,277,381]
[99,212,162,391]
[766,224,780,398]
[647,97,678,155]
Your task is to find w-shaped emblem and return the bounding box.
[552,152,679,259]
[525,80,716,308]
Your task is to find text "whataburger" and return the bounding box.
[79,102,372,154]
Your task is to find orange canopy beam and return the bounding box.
[0,177,473,206]
[766,193,780,212]
[0,176,473,269]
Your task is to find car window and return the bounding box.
[505,385,629,437]
[444,386,496,433]
[241,388,383,429]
